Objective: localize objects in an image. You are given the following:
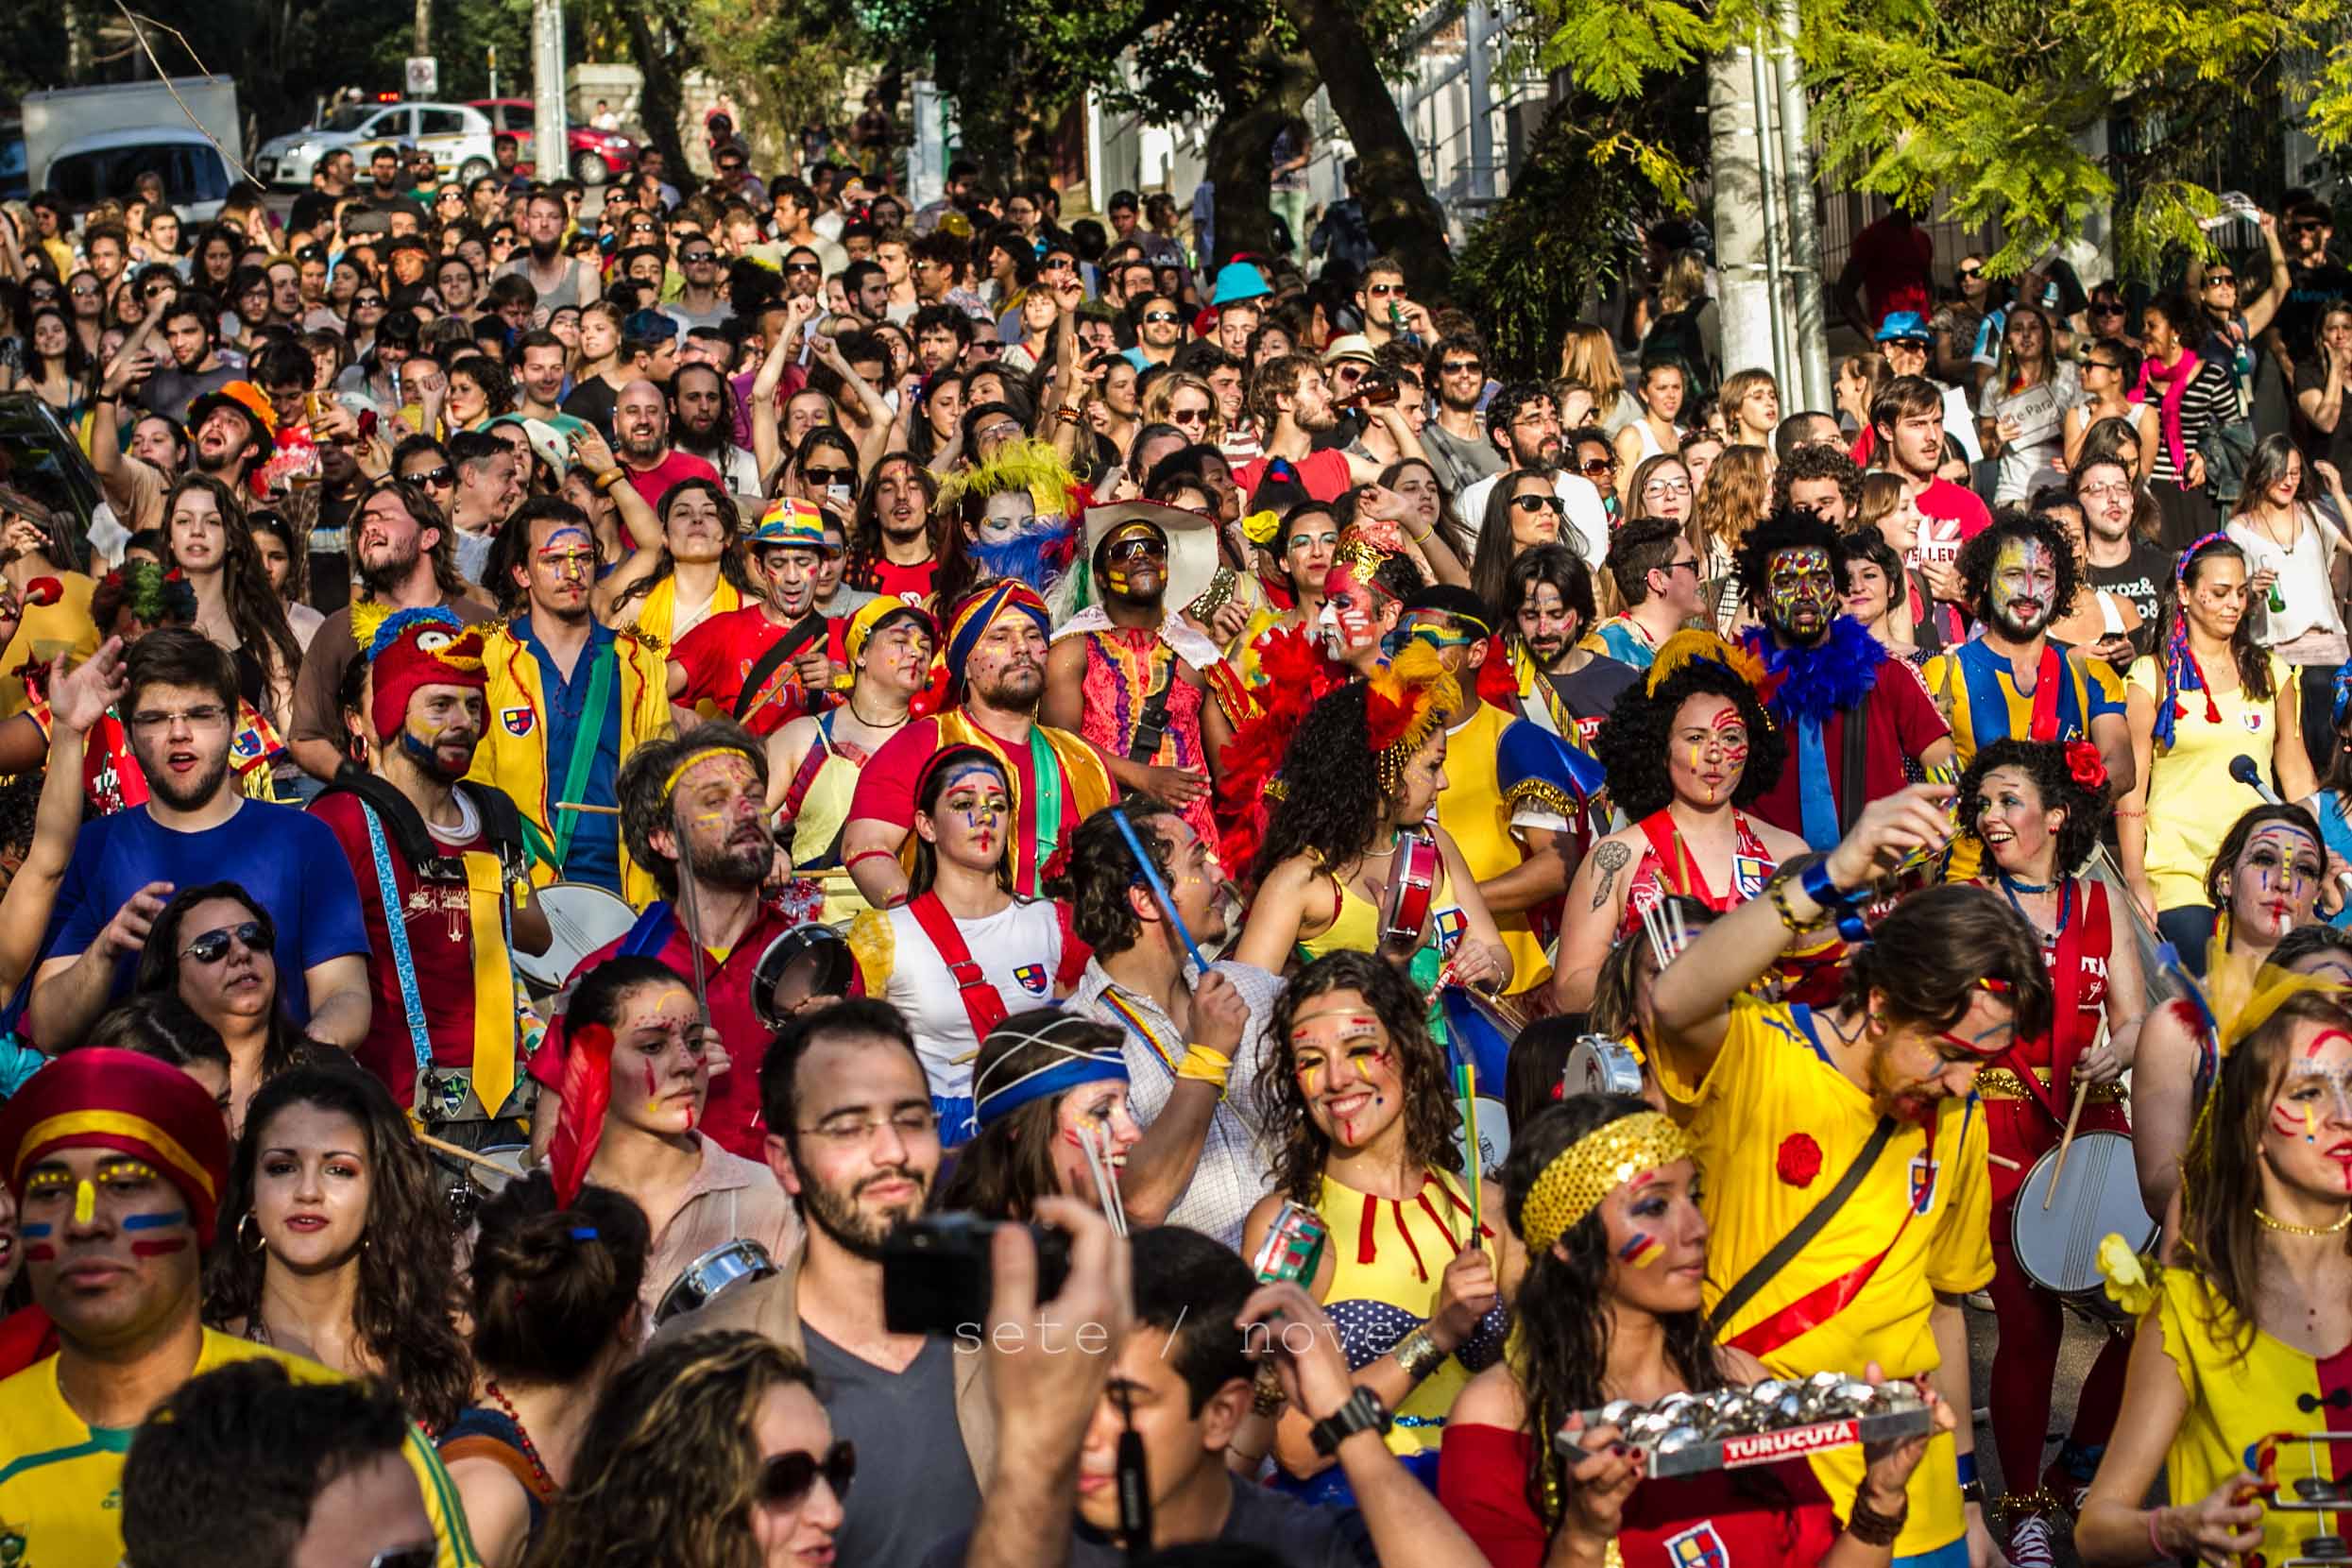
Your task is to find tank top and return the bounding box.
[438,1403,554,1544]
[1618,810,1776,938]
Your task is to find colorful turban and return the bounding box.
[0,1048,232,1246]
[944,580,1050,681]
[365,606,486,743]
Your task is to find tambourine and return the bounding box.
[751,924,855,1032]
[654,1238,781,1326]
[1564,1034,1645,1099]
[1377,827,1441,954]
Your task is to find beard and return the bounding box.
[683,826,773,893]
[675,412,725,453]
[398,726,479,782]
[616,428,666,462]
[973,657,1045,712]
[798,1162,929,1260]
[145,749,230,811]
[356,536,424,595]
[1987,598,2053,641]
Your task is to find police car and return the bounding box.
[255,97,498,189]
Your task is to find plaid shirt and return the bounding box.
[1065,957,1285,1250]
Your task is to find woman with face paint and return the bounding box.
[2297,662,2352,928]
[1233,501,1349,691]
[2077,985,2352,1568]
[1552,632,1803,1014]
[934,1009,1143,1219]
[844,744,1077,1143]
[201,1065,474,1433]
[1440,1095,1954,1568]
[1952,738,2143,1560]
[2129,803,2335,1227]
[1240,950,1524,1503]
[2121,535,2313,956]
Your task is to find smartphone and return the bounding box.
[882,1213,1072,1338]
[356,408,379,441]
[827,483,852,504]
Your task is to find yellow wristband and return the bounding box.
[1174,1043,1233,1095]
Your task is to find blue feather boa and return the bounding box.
[1743,617,1888,726]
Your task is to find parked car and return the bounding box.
[254,99,498,189]
[467,99,636,185]
[0,392,106,576]
[24,78,240,221]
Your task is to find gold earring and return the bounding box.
[238,1211,266,1253]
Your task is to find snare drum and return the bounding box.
[464,1143,533,1198]
[655,1238,781,1326]
[1564,1035,1645,1099]
[2012,1131,2156,1303]
[751,924,854,1032]
[518,882,639,989]
[1377,828,1441,955]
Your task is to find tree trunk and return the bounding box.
[620,0,691,178]
[1274,0,1453,295]
[1205,40,1319,272]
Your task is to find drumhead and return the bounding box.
[751,925,853,1031]
[655,1238,779,1325]
[464,1144,532,1197]
[1564,1036,1645,1099]
[2011,1131,2156,1296]
[518,882,640,988]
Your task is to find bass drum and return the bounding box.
[517,882,639,991]
[2011,1131,2156,1308]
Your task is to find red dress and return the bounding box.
[1440,1421,1842,1568]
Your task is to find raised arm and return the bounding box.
[0,643,123,996]
[2241,212,2292,338]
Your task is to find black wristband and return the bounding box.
[1307,1388,1390,1458]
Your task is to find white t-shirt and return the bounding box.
[1456,469,1611,571]
[877,897,1066,1099]
[2228,510,2347,648]
[1976,362,2078,503]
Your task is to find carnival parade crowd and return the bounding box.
[0,116,2347,1568]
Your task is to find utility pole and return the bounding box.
[414,0,430,60]
[1768,0,1831,411]
[1708,44,1780,383]
[1709,26,1830,407]
[532,0,567,178]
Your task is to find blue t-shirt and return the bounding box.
[517,614,623,895]
[46,799,370,1024]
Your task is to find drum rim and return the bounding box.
[655,1238,779,1322]
[515,881,641,984]
[2008,1129,2156,1295]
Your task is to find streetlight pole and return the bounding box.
[532,0,567,179]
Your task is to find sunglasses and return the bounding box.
[70,285,98,298]
[1577,458,1615,476]
[2088,300,2124,315]
[803,466,857,488]
[761,1440,856,1509]
[403,464,456,486]
[1106,536,1167,562]
[786,261,822,275]
[183,921,272,965]
[967,340,1003,355]
[1143,311,1181,324]
[1440,359,1482,375]
[1367,283,1406,297]
[2084,359,2124,374]
[682,250,717,264]
[1170,408,1210,425]
[1957,264,1984,279]
[354,295,386,308]
[1511,494,1564,514]
[2204,274,2237,286]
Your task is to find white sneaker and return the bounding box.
[2009,1511,2056,1568]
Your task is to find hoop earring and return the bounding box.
[238,1212,266,1253]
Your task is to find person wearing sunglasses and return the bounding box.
[128,882,318,1133]
[2186,207,2291,405]
[2062,335,2157,479]
[1455,383,1611,568]
[1122,293,1187,372]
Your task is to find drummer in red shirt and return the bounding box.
[667,499,847,738]
[309,608,551,1122]
[529,724,807,1162]
[1954,738,2139,1565]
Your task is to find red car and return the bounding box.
[467,98,636,184]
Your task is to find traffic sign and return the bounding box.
[405,56,437,97]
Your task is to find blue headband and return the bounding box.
[974,1050,1129,1130]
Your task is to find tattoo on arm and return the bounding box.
[1590,841,1631,911]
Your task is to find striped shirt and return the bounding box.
[2147,360,2241,484]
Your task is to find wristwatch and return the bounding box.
[1307,1387,1391,1458]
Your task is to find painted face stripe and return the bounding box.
[121,1210,188,1232]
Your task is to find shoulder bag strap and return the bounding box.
[733,614,827,724]
[1838,687,1873,834]
[905,891,1011,1042]
[551,644,617,869]
[1705,1110,1900,1338]
[360,803,435,1082]
[1125,644,1179,764]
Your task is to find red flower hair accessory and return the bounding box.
[1777,1133,1823,1187]
[2064,740,2106,792]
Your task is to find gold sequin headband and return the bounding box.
[1521,1111,1694,1252]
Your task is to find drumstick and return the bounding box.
[1987,1152,2022,1171]
[553,801,622,815]
[2042,1080,2092,1210]
[414,1131,521,1178]
[1456,1063,1483,1253]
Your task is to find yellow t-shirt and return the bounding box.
[1919,639,2126,879]
[2149,1265,2352,1568]
[0,571,99,720]
[0,1329,481,1568]
[1434,701,1550,994]
[1677,996,1992,1557]
[2125,651,2293,912]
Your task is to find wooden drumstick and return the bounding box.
[553,801,622,815]
[2041,1080,2092,1210]
[1987,1152,2022,1171]
[414,1131,521,1178]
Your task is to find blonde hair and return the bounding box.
[1558,323,1626,406]
[1141,369,1222,437]
[1658,251,1708,315]
[1690,443,1771,554]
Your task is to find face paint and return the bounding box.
[537,525,596,584]
[123,1208,191,1257]
[1616,1231,1664,1269]
[1321,565,1385,651]
[73,1179,94,1227]
[1765,547,1837,639]
[21,1220,54,1263]
[1988,537,2058,634]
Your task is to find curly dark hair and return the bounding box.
[203,1064,475,1432]
[1730,507,1846,616]
[1257,950,1464,1204]
[934,1009,1128,1219]
[1768,441,1863,520]
[1504,1096,1727,1530]
[0,770,41,863]
[1955,738,2105,878]
[1251,680,1389,885]
[469,1172,652,1386]
[1593,658,1785,822]
[1956,508,2080,625]
[845,453,942,595]
[1048,795,1177,956]
[1836,882,2053,1041]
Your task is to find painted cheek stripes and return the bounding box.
[124,1209,190,1257]
[20,1221,53,1264]
[1617,1232,1665,1269]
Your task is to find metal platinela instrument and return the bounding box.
[1377,827,1441,954]
[1564,1034,1645,1099]
[516,881,639,990]
[2012,1131,2156,1304]
[750,923,855,1032]
[654,1238,781,1327]
[1556,1372,1936,1477]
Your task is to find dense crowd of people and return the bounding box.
[0,116,2345,1568]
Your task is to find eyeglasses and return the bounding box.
[2204,274,2237,287]
[785,262,822,275]
[1957,264,1984,278]
[128,704,230,733]
[1577,457,1616,476]
[2084,359,2123,374]
[1660,557,1701,577]
[1885,337,1931,353]
[69,285,97,298]
[682,250,717,264]
[1367,282,1406,297]
[2078,481,2134,501]
[760,1440,857,1509]
[1642,477,1693,498]
[1106,537,1167,562]
[1041,257,1075,272]
[796,1107,939,1145]
[182,921,272,965]
[967,340,1003,356]
[1143,311,1181,324]
[1510,494,1564,514]
[1440,359,1482,375]
[1170,408,1211,425]
[974,419,1021,443]
[354,295,386,309]
[2088,301,2124,315]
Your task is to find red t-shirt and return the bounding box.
[670,605,848,735]
[849,713,1116,896]
[867,556,940,609]
[526,898,803,1159]
[1234,447,1353,503]
[1849,215,1934,328]
[1913,477,1993,641]
[1747,655,1951,842]
[309,791,494,1110]
[622,449,723,511]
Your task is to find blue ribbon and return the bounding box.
[975,1053,1129,1130]
[1795,714,1839,851]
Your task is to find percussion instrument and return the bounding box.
[463,1143,533,1198]
[655,1238,781,1326]
[1438,983,1525,1099]
[517,881,639,989]
[2012,1131,2156,1304]
[1457,1094,1511,1181]
[750,923,855,1032]
[1564,1034,1646,1099]
[1252,1201,1329,1285]
[1377,827,1441,955]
